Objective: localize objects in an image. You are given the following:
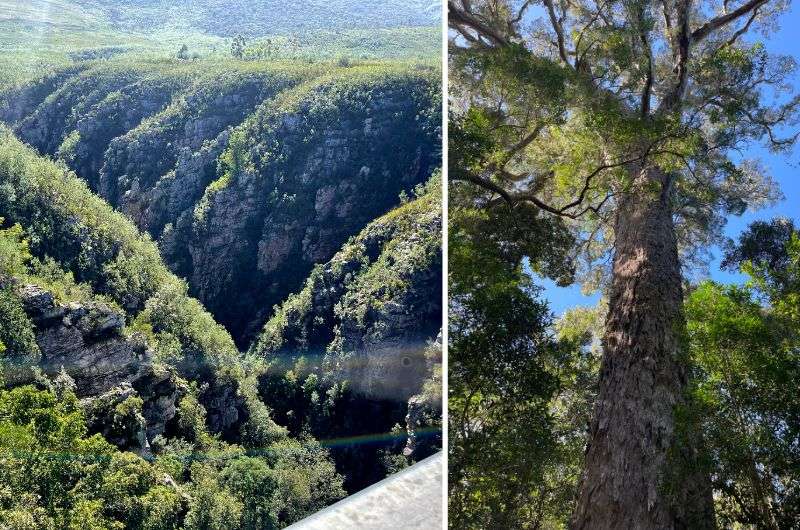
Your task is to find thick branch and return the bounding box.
[692,0,769,42]
[660,0,692,112]
[574,0,610,73]
[639,13,655,116]
[721,6,760,49]
[454,151,654,219]
[499,124,546,168]
[448,1,510,47]
[511,0,535,25]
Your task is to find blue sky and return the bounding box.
[540,4,800,316]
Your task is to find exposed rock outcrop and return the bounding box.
[0,66,87,124]
[0,128,253,450]
[7,282,184,451]
[82,383,151,454]
[19,283,150,396]
[133,369,184,440]
[199,378,249,438]
[0,60,442,498]
[14,68,149,155]
[58,76,185,189]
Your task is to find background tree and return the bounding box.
[449,0,798,527]
[448,177,582,528]
[231,34,247,59]
[685,218,800,528]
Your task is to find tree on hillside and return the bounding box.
[177,44,190,60]
[231,34,247,59]
[449,0,798,527]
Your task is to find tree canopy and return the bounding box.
[449,0,796,281]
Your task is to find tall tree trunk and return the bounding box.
[570,165,716,529]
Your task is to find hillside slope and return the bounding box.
[0,126,346,527]
[253,178,443,491]
[0,0,441,36]
[0,60,441,345]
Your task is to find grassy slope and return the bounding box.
[0,0,440,89]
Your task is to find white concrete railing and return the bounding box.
[287,452,443,529]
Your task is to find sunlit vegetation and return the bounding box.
[0,128,346,527]
[0,383,344,529]
[0,0,439,91]
[0,1,441,524]
[0,55,440,341]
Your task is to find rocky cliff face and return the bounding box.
[14,67,151,156]
[0,278,184,454]
[0,66,88,124]
[253,180,442,490]
[4,273,254,454]
[252,177,442,363]
[19,283,151,395]
[182,72,440,343]
[97,70,304,213]
[0,62,440,347]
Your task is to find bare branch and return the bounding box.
[511,0,535,25]
[454,150,659,219]
[451,22,485,46]
[720,6,760,49]
[573,0,610,73]
[453,170,572,217]
[744,108,800,148]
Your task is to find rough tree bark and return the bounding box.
[570,164,716,529]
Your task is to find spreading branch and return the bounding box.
[454,151,657,219]
[448,1,510,47]
[692,0,769,43]
[722,6,761,49]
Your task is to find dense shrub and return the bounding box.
[0,384,343,529]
